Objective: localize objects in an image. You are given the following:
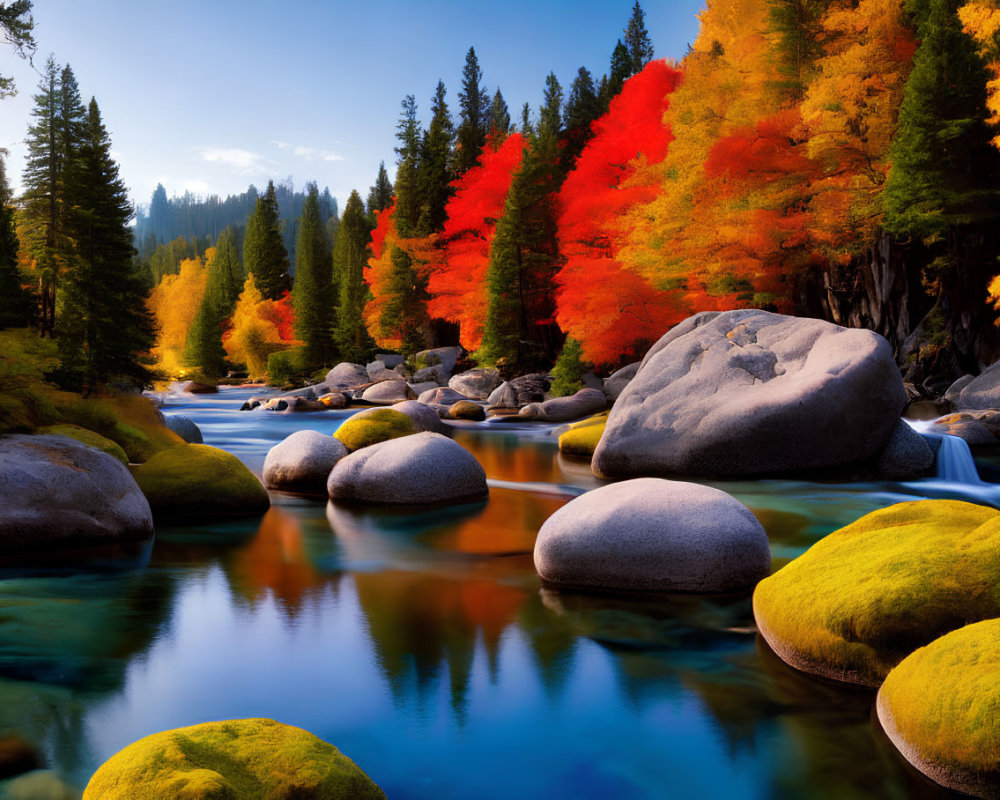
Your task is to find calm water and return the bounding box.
[0,386,985,798]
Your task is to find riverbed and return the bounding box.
[1,385,988,798]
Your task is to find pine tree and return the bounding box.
[0,152,32,329]
[382,243,430,355]
[58,98,154,391]
[539,72,564,140]
[599,40,632,110]
[367,161,394,217]
[766,0,828,101]
[393,95,422,236]
[148,182,172,244]
[183,226,243,378]
[334,190,375,362]
[564,66,601,166]
[520,102,534,135]
[292,183,335,368]
[418,80,455,234]
[455,46,490,175]
[243,179,290,300]
[0,1,34,98]
[489,88,512,141]
[623,2,655,75]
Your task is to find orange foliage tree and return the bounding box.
[223,274,300,380]
[555,60,685,366]
[148,254,208,377]
[959,0,1000,148]
[426,133,526,352]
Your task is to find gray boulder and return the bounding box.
[324,362,370,391]
[449,368,502,400]
[487,373,550,408]
[944,374,975,406]
[361,379,415,405]
[594,309,907,479]
[581,372,604,391]
[876,419,935,479]
[318,392,349,409]
[932,413,999,446]
[387,400,447,433]
[415,346,464,376]
[519,388,607,422]
[376,353,405,369]
[0,435,153,554]
[418,386,470,407]
[366,360,399,382]
[263,430,348,494]
[280,383,328,400]
[533,478,771,592]
[163,414,203,444]
[408,380,441,397]
[603,362,640,402]
[413,364,448,385]
[327,431,487,505]
[953,362,1000,410]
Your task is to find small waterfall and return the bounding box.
[926,433,981,484]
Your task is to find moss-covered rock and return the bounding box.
[82,718,385,800]
[752,499,1000,687]
[334,408,414,452]
[877,619,1000,799]
[37,424,128,464]
[55,395,184,462]
[558,413,608,458]
[133,444,269,519]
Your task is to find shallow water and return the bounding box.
[0,386,982,798]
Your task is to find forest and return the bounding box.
[2,0,1000,399]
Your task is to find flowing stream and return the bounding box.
[0,386,991,798]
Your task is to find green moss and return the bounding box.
[878,619,1000,794]
[133,444,269,519]
[334,409,414,452]
[82,718,386,800]
[37,424,129,464]
[56,395,183,462]
[752,500,1000,687]
[558,413,608,457]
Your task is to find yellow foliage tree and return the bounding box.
[959,0,1000,148]
[147,255,208,377]
[223,274,299,381]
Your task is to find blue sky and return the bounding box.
[0,0,705,209]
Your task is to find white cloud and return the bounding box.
[273,140,344,163]
[200,147,273,175]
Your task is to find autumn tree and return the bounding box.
[184,228,243,379]
[149,256,208,376]
[455,46,490,175]
[224,274,299,381]
[334,190,375,362]
[292,183,334,368]
[244,179,290,300]
[959,0,1000,147]
[766,0,829,101]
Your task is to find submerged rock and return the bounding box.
[0,736,43,780]
[328,431,487,505]
[877,619,1000,800]
[133,444,269,519]
[534,478,770,593]
[82,718,385,800]
[753,499,1000,687]
[179,380,217,394]
[263,430,348,494]
[0,435,153,554]
[163,414,203,444]
[594,309,906,479]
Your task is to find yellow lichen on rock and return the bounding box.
[334,409,414,452]
[558,412,608,458]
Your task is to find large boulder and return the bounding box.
[389,400,446,433]
[875,419,935,479]
[133,444,270,519]
[415,346,464,376]
[0,435,153,553]
[952,360,1000,410]
[263,430,348,494]
[179,380,217,394]
[324,362,370,391]
[417,386,469,407]
[932,413,1000,446]
[534,478,771,592]
[334,408,415,452]
[603,362,640,402]
[449,368,502,400]
[753,499,1000,687]
[163,414,203,444]
[36,424,129,464]
[83,718,385,800]
[519,388,607,422]
[328,431,487,505]
[367,360,400,382]
[594,309,907,479]
[413,364,448,385]
[376,353,405,369]
[361,379,415,405]
[408,380,441,397]
[877,619,1000,799]
[487,373,550,408]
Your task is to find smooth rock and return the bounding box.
[36,424,128,464]
[449,368,502,400]
[324,362,370,390]
[932,413,1000,446]
[954,361,1000,410]
[82,718,385,800]
[487,373,550,407]
[534,478,771,592]
[361,379,415,405]
[413,364,448,385]
[389,400,447,433]
[603,362,640,402]
[558,413,608,458]
[163,414,203,444]
[418,386,469,407]
[595,309,906,479]
[876,419,935,479]
[318,392,349,409]
[376,353,405,369]
[334,408,415,452]
[753,499,1000,687]
[179,380,217,394]
[366,360,399,382]
[263,430,348,494]
[0,435,153,554]
[448,400,487,421]
[415,346,464,376]
[328,431,487,505]
[519,388,607,422]
[408,380,441,397]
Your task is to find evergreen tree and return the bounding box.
[393,95,422,236]
[599,40,632,109]
[0,1,34,98]
[148,182,172,244]
[243,179,290,300]
[564,66,601,166]
[292,183,335,367]
[334,190,375,362]
[0,152,32,329]
[539,72,564,140]
[367,161,394,217]
[520,102,534,135]
[382,243,429,355]
[766,0,827,101]
[489,88,511,141]
[183,227,242,379]
[623,2,655,75]
[884,0,998,242]
[58,98,154,391]
[455,46,490,175]
[417,80,455,234]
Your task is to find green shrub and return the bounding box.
[550,338,589,398]
[267,347,306,386]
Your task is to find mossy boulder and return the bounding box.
[334,408,414,452]
[133,444,270,519]
[37,424,128,464]
[82,718,385,799]
[558,413,608,458]
[752,499,1000,687]
[877,619,1000,799]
